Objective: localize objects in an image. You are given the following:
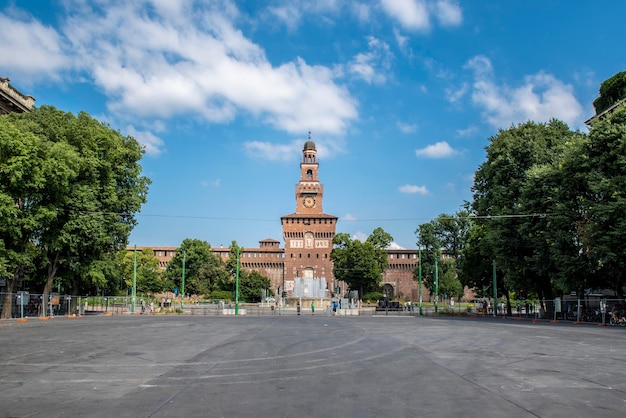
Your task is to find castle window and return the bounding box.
[306,169,313,179]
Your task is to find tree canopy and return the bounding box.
[331,228,393,298]
[1,106,150,317]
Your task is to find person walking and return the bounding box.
[311,301,315,315]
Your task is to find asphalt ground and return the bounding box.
[1,314,625,418]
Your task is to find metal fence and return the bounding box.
[2,292,624,324]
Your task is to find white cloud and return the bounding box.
[0,13,69,82]
[464,55,584,128]
[397,121,418,133]
[351,2,371,22]
[348,37,393,84]
[243,140,303,162]
[398,184,428,194]
[393,27,410,51]
[244,137,342,161]
[1,1,358,138]
[434,0,463,26]
[352,231,367,242]
[387,241,405,250]
[456,125,479,137]
[201,179,221,187]
[125,125,165,156]
[380,0,463,32]
[266,0,344,30]
[415,141,457,158]
[380,0,430,32]
[343,214,357,221]
[267,5,303,31]
[445,82,468,103]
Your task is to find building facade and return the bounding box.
[0,77,35,114]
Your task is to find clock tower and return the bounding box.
[281,136,338,298]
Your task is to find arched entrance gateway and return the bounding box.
[382,283,395,299]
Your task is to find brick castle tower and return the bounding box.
[280,137,338,298]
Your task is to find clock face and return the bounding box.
[303,196,316,208]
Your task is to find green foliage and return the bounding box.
[238,270,272,302]
[118,248,165,293]
[593,71,626,114]
[210,290,232,301]
[331,228,393,298]
[0,106,150,317]
[166,238,213,295]
[414,212,467,299]
[471,120,576,300]
[362,292,383,302]
[583,105,626,296]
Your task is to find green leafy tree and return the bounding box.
[197,252,230,295]
[593,71,626,114]
[584,105,626,297]
[471,120,576,301]
[331,229,392,298]
[166,238,212,295]
[1,106,150,316]
[118,248,165,294]
[239,270,272,302]
[438,258,463,299]
[366,227,392,273]
[0,118,49,318]
[414,214,465,300]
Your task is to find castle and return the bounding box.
[134,139,424,300]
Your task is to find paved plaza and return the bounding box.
[1,314,625,417]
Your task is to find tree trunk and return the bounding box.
[1,278,15,319]
[42,251,59,317]
[0,269,22,319]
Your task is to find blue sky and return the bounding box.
[1,0,624,250]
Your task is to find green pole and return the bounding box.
[492,260,497,317]
[434,253,438,314]
[181,250,186,310]
[418,247,423,316]
[235,247,240,315]
[132,245,137,314]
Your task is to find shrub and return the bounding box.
[210,291,232,301]
[363,292,383,302]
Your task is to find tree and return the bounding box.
[0,118,50,318]
[118,248,164,294]
[166,238,212,295]
[197,252,230,295]
[584,105,626,296]
[366,227,392,273]
[415,213,466,300]
[0,106,150,316]
[471,120,577,301]
[331,229,393,298]
[593,71,626,114]
[239,270,272,302]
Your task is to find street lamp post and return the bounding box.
[418,246,423,316]
[132,245,137,314]
[492,259,497,317]
[235,246,241,315]
[434,253,439,314]
[181,250,186,310]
